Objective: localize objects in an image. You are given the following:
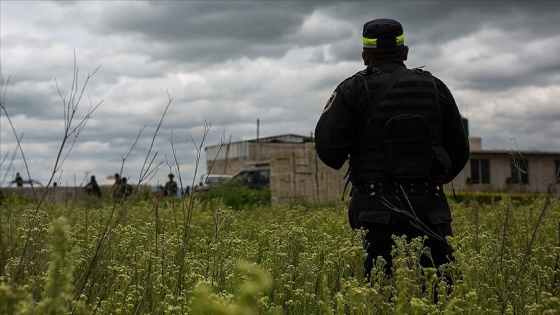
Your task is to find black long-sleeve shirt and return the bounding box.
[315,58,469,183]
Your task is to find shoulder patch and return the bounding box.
[323,91,337,113]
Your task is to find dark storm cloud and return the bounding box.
[47,1,322,64]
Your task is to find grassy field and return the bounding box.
[0,188,559,314]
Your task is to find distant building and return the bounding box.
[204,134,314,175]
[451,137,560,194]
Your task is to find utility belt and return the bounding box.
[352,180,443,197]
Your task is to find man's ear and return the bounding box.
[362,51,370,66]
[402,46,409,61]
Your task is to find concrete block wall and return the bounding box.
[270,143,349,204]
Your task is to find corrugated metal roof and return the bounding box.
[206,141,249,159]
[205,134,313,150]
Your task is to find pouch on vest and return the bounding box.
[432,145,452,182]
[382,114,434,179]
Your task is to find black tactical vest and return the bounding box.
[349,67,445,184]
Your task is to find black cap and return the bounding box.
[362,18,404,49]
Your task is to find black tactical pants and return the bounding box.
[348,192,455,277]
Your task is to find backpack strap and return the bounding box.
[360,66,408,134]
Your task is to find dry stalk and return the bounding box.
[380,187,445,242]
[499,143,556,314]
[72,95,170,302]
[175,123,209,298]
[175,121,228,298]
[2,55,103,286]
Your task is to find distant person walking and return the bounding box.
[111,173,122,199]
[118,177,133,199]
[114,173,122,185]
[14,173,24,187]
[165,173,178,197]
[85,175,102,197]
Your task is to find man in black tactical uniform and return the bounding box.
[315,18,470,278]
[85,175,102,197]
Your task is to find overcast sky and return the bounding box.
[1,1,560,188]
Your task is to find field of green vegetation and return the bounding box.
[0,186,559,314]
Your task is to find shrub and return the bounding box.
[195,183,271,209]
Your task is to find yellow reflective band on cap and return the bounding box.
[396,34,404,46]
[362,34,405,48]
[362,37,378,48]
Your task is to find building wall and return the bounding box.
[206,142,311,176]
[450,152,559,194]
[269,143,349,204]
[249,142,308,162]
[207,157,250,177]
